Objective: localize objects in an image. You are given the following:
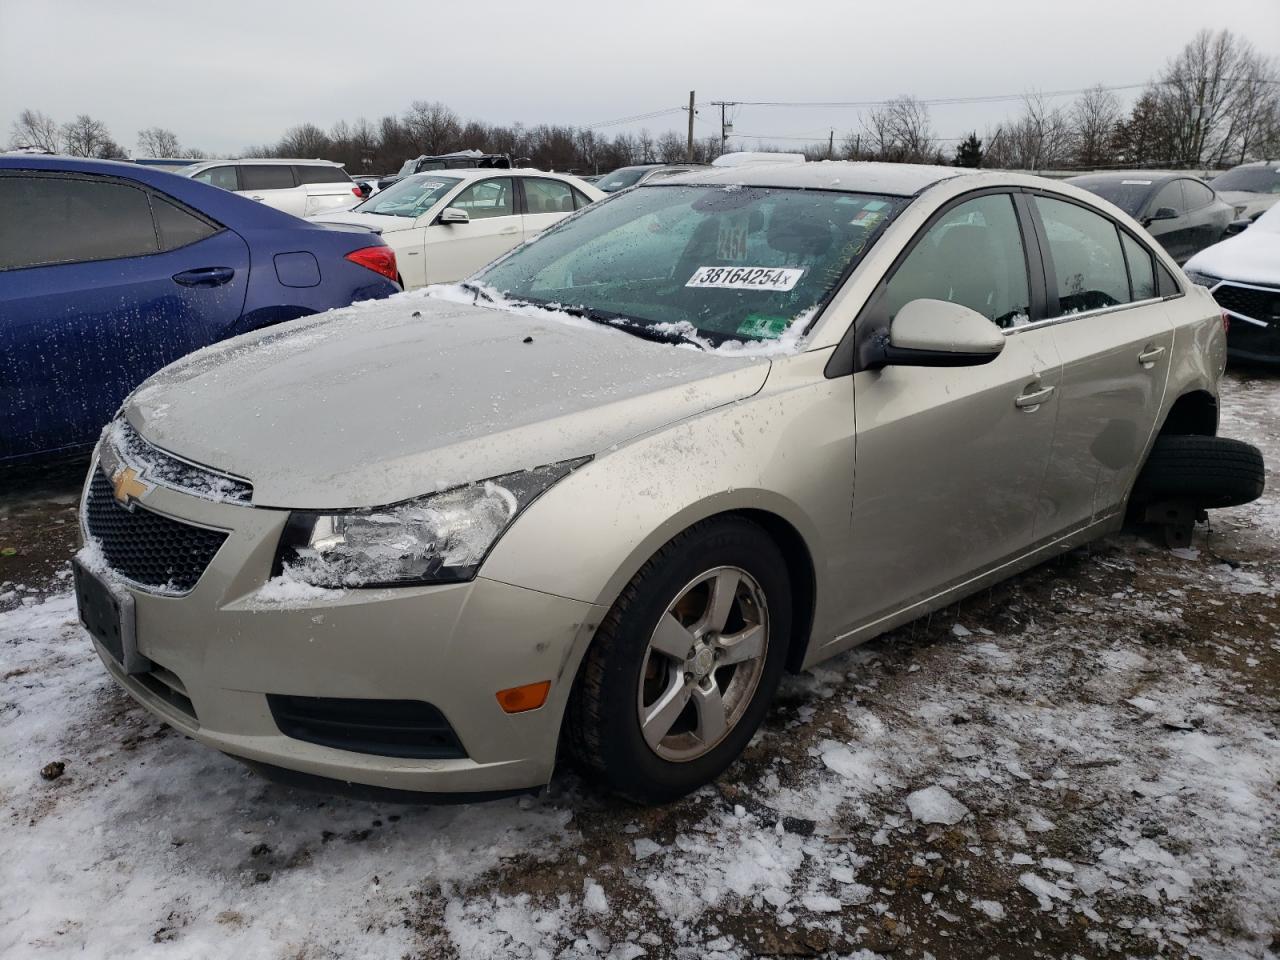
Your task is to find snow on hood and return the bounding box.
[123,290,770,509]
[1185,208,1280,286]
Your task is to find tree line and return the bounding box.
[8,29,1277,175]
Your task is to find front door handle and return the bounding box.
[172,267,235,288]
[1138,345,1166,367]
[499,226,520,236]
[1015,385,1055,410]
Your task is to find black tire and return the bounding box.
[1132,434,1265,509]
[566,517,792,805]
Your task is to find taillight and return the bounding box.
[1221,310,1230,334]
[345,245,398,283]
[352,186,362,198]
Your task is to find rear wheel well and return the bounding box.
[733,509,816,674]
[1159,390,1218,437]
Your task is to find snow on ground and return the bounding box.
[1,372,1278,959]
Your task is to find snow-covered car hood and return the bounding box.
[1185,227,1280,287]
[122,295,770,509]
[307,210,413,234]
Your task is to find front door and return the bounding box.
[425,177,522,283]
[1030,194,1174,532]
[842,192,1062,634]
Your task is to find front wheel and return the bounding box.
[566,517,792,805]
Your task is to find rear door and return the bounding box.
[520,177,578,238]
[1029,193,1174,533]
[424,176,521,283]
[0,172,249,460]
[239,164,303,217]
[843,191,1062,633]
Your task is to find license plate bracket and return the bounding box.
[74,559,149,675]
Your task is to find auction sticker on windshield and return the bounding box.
[686,266,804,291]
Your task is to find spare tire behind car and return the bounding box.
[1132,435,1265,509]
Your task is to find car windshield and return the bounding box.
[355,175,461,218]
[1070,177,1153,215]
[1212,166,1280,194]
[396,158,417,176]
[595,167,651,193]
[476,184,906,346]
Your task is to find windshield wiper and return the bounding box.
[460,281,495,303]
[548,302,704,350]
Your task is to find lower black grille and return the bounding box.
[85,468,227,592]
[266,695,467,759]
[1213,283,1279,326]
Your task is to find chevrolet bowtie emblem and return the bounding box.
[111,466,150,506]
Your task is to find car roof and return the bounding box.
[184,158,346,171]
[402,167,582,182]
[654,160,968,196]
[1068,171,1182,186]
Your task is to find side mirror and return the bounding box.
[355,182,372,199]
[1225,217,1252,236]
[439,207,470,225]
[1143,207,1178,226]
[871,299,1006,369]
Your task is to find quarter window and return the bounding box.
[572,187,594,210]
[0,175,158,270]
[451,178,514,219]
[240,165,296,191]
[191,165,238,190]
[884,193,1031,329]
[524,178,575,214]
[152,195,219,251]
[1182,179,1214,210]
[1034,196,1131,314]
[1119,231,1156,301]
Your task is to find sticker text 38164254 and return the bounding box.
[686,266,804,292]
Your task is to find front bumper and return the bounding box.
[83,460,602,796]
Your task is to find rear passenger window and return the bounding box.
[884,193,1031,328]
[192,165,238,190]
[1149,181,1185,217]
[1119,231,1156,301]
[294,165,352,185]
[1034,196,1131,314]
[524,178,575,214]
[241,165,296,190]
[1182,180,1214,210]
[152,195,219,251]
[572,187,594,210]
[451,178,514,219]
[0,175,158,270]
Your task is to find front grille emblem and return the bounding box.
[111,466,151,507]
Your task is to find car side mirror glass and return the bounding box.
[439,207,470,225]
[1225,217,1252,235]
[873,299,1006,369]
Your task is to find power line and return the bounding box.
[585,106,686,129]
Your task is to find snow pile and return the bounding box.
[904,785,968,825]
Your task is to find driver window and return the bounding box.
[1150,181,1185,217]
[883,194,1030,329]
[450,178,514,219]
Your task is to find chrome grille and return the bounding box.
[106,418,253,505]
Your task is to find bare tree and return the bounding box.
[277,123,330,157]
[8,108,61,152]
[61,114,116,158]
[860,96,935,163]
[656,130,686,163]
[635,128,655,163]
[1070,85,1121,167]
[404,100,460,155]
[985,95,1073,170]
[137,127,183,157]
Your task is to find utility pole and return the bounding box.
[686,91,696,162]
[711,101,736,153]
[828,129,834,159]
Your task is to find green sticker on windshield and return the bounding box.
[736,314,791,339]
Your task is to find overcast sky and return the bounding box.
[2,0,1277,157]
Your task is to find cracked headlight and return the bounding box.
[274,459,587,587]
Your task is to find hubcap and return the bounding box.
[636,566,769,762]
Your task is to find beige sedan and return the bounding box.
[75,161,1260,804]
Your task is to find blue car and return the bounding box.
[1,156,400,463]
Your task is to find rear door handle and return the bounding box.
[499,226,520,235]
[1138,345,1166,367]
[1015,385,1055,410]
[172,267,235,288]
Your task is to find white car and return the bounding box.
[1184,202,1280,365]
[312,169,604,289]
[181,159,363,218]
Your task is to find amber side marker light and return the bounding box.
[496,681,552,714]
